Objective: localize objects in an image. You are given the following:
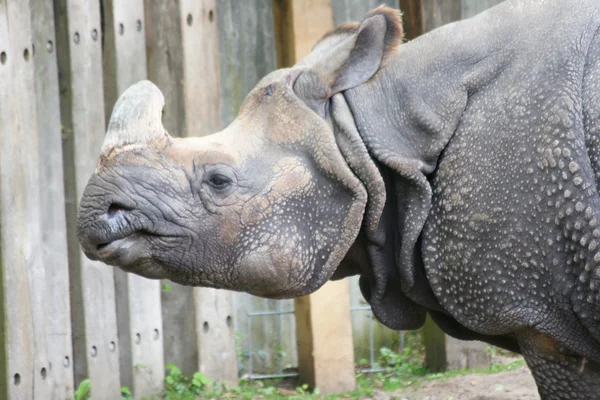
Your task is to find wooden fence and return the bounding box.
[0,0,504,399]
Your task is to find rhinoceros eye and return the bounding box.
[208,174,232,190]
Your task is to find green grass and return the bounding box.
[74,348,526,400]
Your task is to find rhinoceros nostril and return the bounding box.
[107,202,134,217]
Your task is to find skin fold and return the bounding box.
[77,1,600,398]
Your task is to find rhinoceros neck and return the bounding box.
[344,11,512,175]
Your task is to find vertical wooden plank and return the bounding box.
[218,0,298,377]
[217,0,278,126]
[179,0,221,136]
[143,0,199,377]
[291,0,334,60]
[193,290,237,382]
[54,0,122,397]
[295,281,356,393]
[272,0,295,70]
[31,0,75,398]
[446,335,491,370]
[421,0,461,32]
[273,1,355,393]
[423,315,446,372]
[181,0,238,383]
[145,0,238,383]
[102,1,165,397]
[398,0,424,40]
[331,0,399,26]
[399,0,464,39]
[461,0,504,19]
[143,0,186,137]
[0,1,37,398]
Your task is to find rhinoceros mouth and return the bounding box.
[78,204,182,268]
[82,230,176,281]
[94,233,137,256]
[83,230,139,262]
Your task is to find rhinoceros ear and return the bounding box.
[294,6,403,109]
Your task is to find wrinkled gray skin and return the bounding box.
[77,1,600,398]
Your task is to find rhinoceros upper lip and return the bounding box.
[95,228,163,252]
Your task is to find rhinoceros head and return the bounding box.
[77,7,402,298]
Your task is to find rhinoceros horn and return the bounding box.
[101,80,171,156]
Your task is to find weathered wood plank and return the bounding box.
[399,0,425,39]
[218,0,277,126]
[461,0,504,19]
[145,0,238,383]
[180,0,221,136]
[194,289,238,382]
[274,0,334,66]
[273,1,355,393]
[272,0,295,71]
[295,281,356,393]
[423,315,446,372]
[446,335,491,370]
[143,0,186,137]
[0,1,38,398]
[421,0,461,32]
[102,1,165,397]
[332,0,399,26]
[54,0,122,397]
[180,0,238,383]
[159,282,199,376]
[398,0,463,38]
[31,0,75,398]
[217,0,298,377]
[143,0,199,377]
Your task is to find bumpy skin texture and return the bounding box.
[343,1,600,398]
[76,1,600,398]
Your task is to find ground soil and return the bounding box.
[368,366,539,400]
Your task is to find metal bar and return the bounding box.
[277,301,283,374]
[349,306,372,311]
[369,311,375,369]
[247,310,295,317]
[357,367,385,373]
[248,372,299,380]
[400,331,405,353]
[247,309,253,377]
[247,303,400,380]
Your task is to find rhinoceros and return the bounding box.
[77,0,600,398]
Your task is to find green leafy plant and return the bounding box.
[120,386,133,400]
[163,363,215,399]
[74,379,91,400]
